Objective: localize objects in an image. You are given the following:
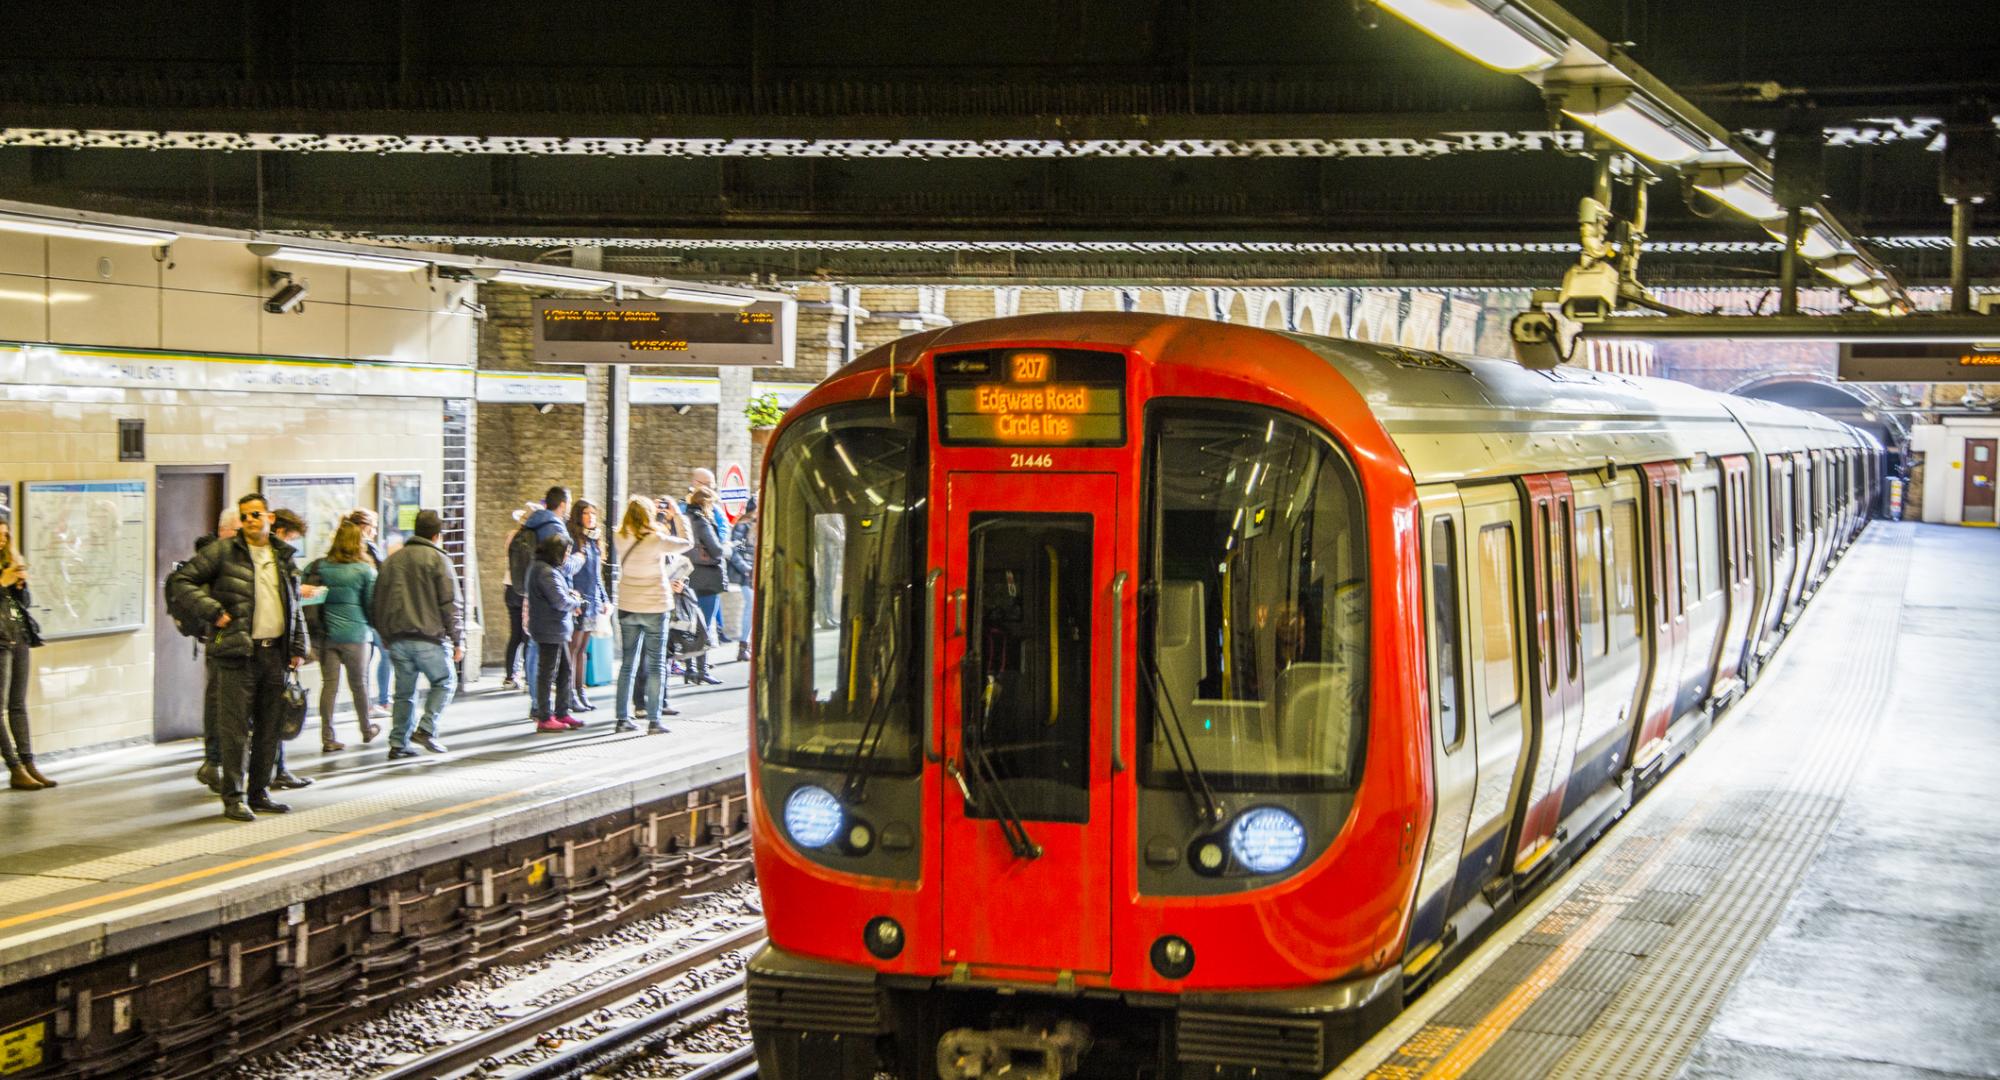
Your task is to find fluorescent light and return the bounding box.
[247,243,427,272]
[1759,213,1847,260]
[1375,0,1565,72]
[646,287,756,307]
[1848,283,1892,308]
[1814,256,1878,288]
[490,269,614,292]
[0,213,176,246]
[1558,85,1710,164]
[1691,167,1784,220]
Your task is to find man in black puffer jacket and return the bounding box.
[167,493,311,821]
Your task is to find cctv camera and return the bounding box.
[536,402,556,414]
[265,280,309,315]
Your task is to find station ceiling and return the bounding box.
[3,1,1997,288]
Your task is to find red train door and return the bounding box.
[940,471,1117,976]
[1513,473,1583,876]
[1632,462,1685,771]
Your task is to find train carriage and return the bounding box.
[744,312,1870,1080]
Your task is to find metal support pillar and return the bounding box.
[1950,200,1973,314]
[1779,207,1802,316]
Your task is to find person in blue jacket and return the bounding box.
[512,486,579,705]
[565,499,610,712]
[526,533,584,733]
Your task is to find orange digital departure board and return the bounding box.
[933,348,1126,446]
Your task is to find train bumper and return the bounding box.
[746,944,1403,1078]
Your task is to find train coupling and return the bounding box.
[937,1020,1091,1079]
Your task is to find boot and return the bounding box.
[322,724,345,754]
[736,641,751,663]
[358,720,382,744]
[9,764,44,791]
[21,761,56,788]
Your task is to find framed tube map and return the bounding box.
[21,480,150,639]
[260,474,359,558]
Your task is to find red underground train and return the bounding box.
[743,312,1875,1080]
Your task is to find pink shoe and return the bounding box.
[556,715,584,729]
[535,718,568,733]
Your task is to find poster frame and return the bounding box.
[19,478,151,640]
[375,472,424,549]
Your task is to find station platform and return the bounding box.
[1335,521,2000,1079]
[0,652,750,986]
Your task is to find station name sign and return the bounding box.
[1838,342,2000,383]
[533,299,794,367]
[934,348,1126,446]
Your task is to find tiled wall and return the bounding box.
[0,386,447,756]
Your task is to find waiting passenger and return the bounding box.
[527,533,584,733]
[727,495,758,663]
[515,487,577,709]
[167,493,310,822]
[346,509,393,722]
[0,508,51,791]
[499,504,538,691]
[190,507,239,793]
[370,510,464,760]
[267,510,321,791]
[312,521,381,752]
[613,496,692,734]
[683,485,727,686]
[565,499,610,713]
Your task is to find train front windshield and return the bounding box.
[1141,404,1369,792]
[757,405,928,775]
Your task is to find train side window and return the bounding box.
[1768,463,1784,552]
[1574,507,1607,658]
[1428,518,1466,751]
[1609,499,1640,643]
[1698,489,1721,597]
[1477,523,1520,716]
[1677,490,1693,612]
[1538,503,1557,693]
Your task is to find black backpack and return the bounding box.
[165,559,213,641]
[507,526,539,594]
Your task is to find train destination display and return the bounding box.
[934,348,1126,446]
[533,300,792,366]
[1838,342,2000,383]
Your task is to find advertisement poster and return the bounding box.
[20,479,149,639]
[376,472,423,551]
[261,474,359,558]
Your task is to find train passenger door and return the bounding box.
[1452,487,1529,903]
[940,471,1117,976]
[1631,463,1684,774]
[1714,457,1756,689]
[1512,474,1582,877]
[1762,456,1795,647]
[1407,488,1479,959]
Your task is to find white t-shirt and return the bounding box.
[248,542,284,640]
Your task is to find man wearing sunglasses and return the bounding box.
[168,493,312,821]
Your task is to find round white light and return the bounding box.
[1228,807,1307,875]
[784,785,843,849]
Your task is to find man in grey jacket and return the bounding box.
[369,510,464,759]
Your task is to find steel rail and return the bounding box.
[507,974,750,1080]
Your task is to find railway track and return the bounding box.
[364,915,763,1080]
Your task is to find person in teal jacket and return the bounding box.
[312,521,381,752]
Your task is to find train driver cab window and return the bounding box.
[1609,499,1640,644]
[1477,523,1519,716]
[1427,518,1465,751]
[755,405,927,776]
[1140,404,1368,792]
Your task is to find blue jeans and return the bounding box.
[372,630,392,706]
[697,591,725,647]
[736,586,753,643]
[388,639,457,747]
[616,610,669,721]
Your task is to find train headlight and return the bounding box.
[783,785,843,849]
[1228,807,1307,874]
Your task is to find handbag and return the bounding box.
[279,669,309,740]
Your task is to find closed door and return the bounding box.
[153,467,225,741]
[940,472,1116,975]
[1966,439,1997,524]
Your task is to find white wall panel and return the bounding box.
[48,237,162,288]
[0,273,47,341]
[163,290,260,354]
[428,309,476,366]
[347,305,427,363]
[0,233,43,276]
[50,281,160,348]
[348,267,437,311]
[162,236,262,296]
[260,301,345,359]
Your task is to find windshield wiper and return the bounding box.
[950,648,1042,860]
[836,590,905,803]
[1137,586,1223,827]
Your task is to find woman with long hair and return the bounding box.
[346,508,393,721]
[314,521,381,752]
[0,511,50,790]
[612,496,692,733]
[526,533,583,732]
[565,499,611,713]
[683,485,727,686]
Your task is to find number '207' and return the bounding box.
[1009,453,1054,468]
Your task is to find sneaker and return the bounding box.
[645,722,670,735]
[387,746,421,760]
[501,677,522,691]
[535,718,569,733]
[556,715,584,729]
[412,734,449,754]
[659,706,680,717]
[613,718,638,734]
[368,705,391,719]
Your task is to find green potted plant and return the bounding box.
[746,391,785,466]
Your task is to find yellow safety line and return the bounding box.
[1410,813,1703,1080]
[0,787,530,933]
